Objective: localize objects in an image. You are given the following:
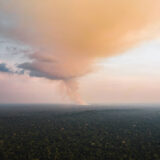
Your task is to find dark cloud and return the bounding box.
[0,62,24,75]
[0,63,13,73]
[1,0,160,104]
[18,62,75,80]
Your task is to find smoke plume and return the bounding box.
[0,0,160,104]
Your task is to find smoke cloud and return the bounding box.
[0,0,160,104]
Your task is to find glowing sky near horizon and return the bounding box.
[82,40,160,104]
[0,0,160,104]
[1,39,160,104]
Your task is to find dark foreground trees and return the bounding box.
[0,107,160,160]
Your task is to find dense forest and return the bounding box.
[0,105,160,160]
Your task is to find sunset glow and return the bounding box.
[0,0,160,104]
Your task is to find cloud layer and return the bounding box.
[0,63,12,73]
[0,0,160,104]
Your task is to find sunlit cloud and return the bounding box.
[0,0,160,104]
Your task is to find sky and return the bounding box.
[0,0,160,104]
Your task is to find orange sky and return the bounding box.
[0,0,160,104]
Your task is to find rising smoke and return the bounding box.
[0,0,160,104]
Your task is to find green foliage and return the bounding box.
[0,107,160,160]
